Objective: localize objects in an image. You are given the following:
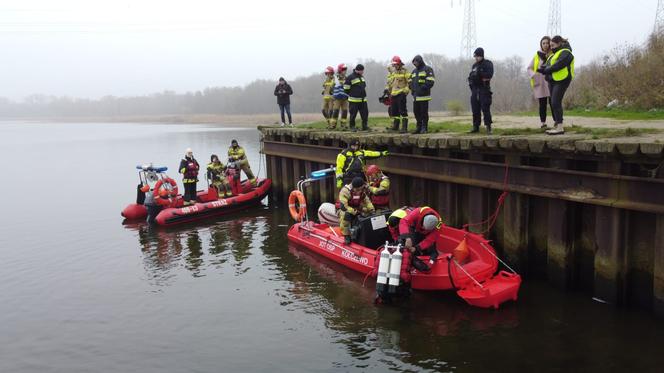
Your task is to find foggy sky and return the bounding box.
[1,0,658,100]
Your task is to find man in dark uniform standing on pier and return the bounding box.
[468,47,494,134]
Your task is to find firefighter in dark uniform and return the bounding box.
[179,148,200,205]
[344,64,369,132]
[335,139,388,188]
[468,47,494,134]
[410,55,435,134]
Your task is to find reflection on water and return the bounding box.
[125,214,269,284]
[117,206,664,372]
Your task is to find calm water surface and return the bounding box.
[1,122,663,372]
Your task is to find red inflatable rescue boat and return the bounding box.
[286,167,521,309]
[121,163,271,226]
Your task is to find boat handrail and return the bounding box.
[478,242,517,274]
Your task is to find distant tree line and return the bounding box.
[0,53,542,118]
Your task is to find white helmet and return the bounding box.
[185,148,193,155]
[422,214,439,231]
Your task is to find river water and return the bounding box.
[1,122,663,372]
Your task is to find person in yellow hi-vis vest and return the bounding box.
[322,66,335,128]
[527,36,553,130]
[335,139,388,188]
[227,139,256,186]
[537,35,574,136]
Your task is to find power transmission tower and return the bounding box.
[656,0,664,34]
[460,0,477,58]
[547,0,561,36]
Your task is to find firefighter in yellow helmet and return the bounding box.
[330,63,349,130]
[387,56,411,133]
[322,66,335,128]
[338,177,375,245]
[228,139,256,186]
[335,139,388,188]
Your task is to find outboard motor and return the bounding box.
[317,203,339,226]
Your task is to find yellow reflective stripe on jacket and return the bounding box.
[415,96,431,101]
[348,97,367,103]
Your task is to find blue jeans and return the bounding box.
[279,104,292,124]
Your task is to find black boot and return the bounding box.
[421,120,428,134]
[399,118,408,133]
[469,126,479,133]
[362,121,368,131]
[391,119,399,131]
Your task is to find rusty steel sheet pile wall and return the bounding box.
[259,127,664,316]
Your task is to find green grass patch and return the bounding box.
[513,108,664,120]
[295,117,661,138]
[297,117,471,133]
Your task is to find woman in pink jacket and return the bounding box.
[527,36,552,129]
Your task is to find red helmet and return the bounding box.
[365,165,381,177]
[325,66,334,74]
[337,63,347,72]
[391,55,402,65]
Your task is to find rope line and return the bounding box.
[462,162,510,236]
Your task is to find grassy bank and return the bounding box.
[514,108,664,121]
[296,117,660,138]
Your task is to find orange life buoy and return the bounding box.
[154,177,179,207]
[288,190,307,222]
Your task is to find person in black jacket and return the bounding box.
[274,77,293,127]
[538,35,574,135]
[468,47,494,134]
[179,148,200,205]
[343,64,369,132]
[410,55,436,134]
